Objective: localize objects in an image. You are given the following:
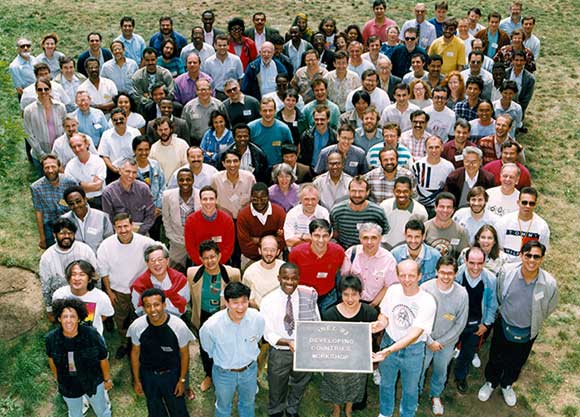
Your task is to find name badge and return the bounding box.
[160,346,174,352]
[534,291,544,301]
[491,42,498,49]
[94,123,102,130]
[292,121,298,127]
[87,227,98,235]
[450,238,461,245]
[349,161,358,167]
[190,114,201,119]
[212,235,223,243]
[375,271,384,277]
[446,51,454,57]
[316,272,328,279]
[272,141,281,147]
[454,154,464,162]
[443,313,456,321]
[243,109,252,116]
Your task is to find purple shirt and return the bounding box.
[102,180,155,234]
[173,71,213,105]
[268,183,299,212]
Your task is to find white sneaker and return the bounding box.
[501,385,517,406]
[472,353,481,368]
[453,348,460,359]
[373,369,381,385]
[432,397,444,415]
[478,381,494,402]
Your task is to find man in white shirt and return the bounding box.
[461,51,493,100]
[260,262,320,417]
[52,116,97,169]
[425,86,455,141]
[374,259,437,417]
[77,58,117,115]
[381,83,421,133]
[98,108,140,176]
[167,146,218,189]
[284,184,329,248]
[180,26,215,64]
[453,186,499,243]
[149,116,189,183]
[242,235,284,308]
[486,163,521,217]
[65,133,106,207]
[115,16,146,63]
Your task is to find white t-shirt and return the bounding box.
[242,259,285,307]
[425,105,456,142]
[78,78,118,106]
[98,126,140,161]
[486,186,519,217]
[52,286,114,335]
[64,154,107,198]
[379,283,436,343]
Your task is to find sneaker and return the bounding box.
[501,385,517,406]
[373,369,381,385]
[432,397,444,415]
[472,353,481,368]
[478,381,494,402]
[453,348,460,359]
[456,379,468,394]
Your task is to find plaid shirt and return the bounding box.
[400,130,430,159]
[454,99,481,122]
[30,174,78,222]
[365,166,417,204]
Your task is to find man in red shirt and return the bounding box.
[289,218,345,311]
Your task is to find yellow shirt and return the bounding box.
[429,36,467,75]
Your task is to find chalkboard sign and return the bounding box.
[293,321,373,373]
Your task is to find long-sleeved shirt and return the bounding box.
[101,180,156,234]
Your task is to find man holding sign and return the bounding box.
[373,259,437,417]
[260,262,320,417]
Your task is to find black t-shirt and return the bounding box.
[139,316,181,371]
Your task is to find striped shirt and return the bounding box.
[330,200,389,249]
[367,142,413,170]
[412,157,455,208]
[365,166,417,204]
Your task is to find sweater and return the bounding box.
[183,210,235,265]
[237,203,286,260]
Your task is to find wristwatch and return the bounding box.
[180,378,186,383]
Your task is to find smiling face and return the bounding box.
[222,153,240,176]
[477,229,495,254]
[300,188,319,214]
[59,307,80,335]
[348,180,369,205]
[65,191,88,219]
[477,102,493,123]
[251,189,269,213]
[119,161,138,187]
[466,248,485,277]
[187,148,204,170]
[337,129,355,153]
[436,264,456,289]
[313,83,327,102]
[500,165,519,189]
[177,171,194,195]
[394,182,412,208]
[42,157,59,182]
[341,287,362,308]
[311,226,331,253]
[397,260,421,295]
[68,264,90,294]
[122,21,134,38]
[42,37,56,56]
[469,193,486,214]
[258,236,280,264]
[36,80,51,100]
[143,294,167,326]
[520,246,544,276]
[278,267,299,295]
[147,248,169,279]
[114,218,133,243]
[405,228,424,251]
[380,150,398,174]
[360,229,381,255]
[201,248,221,272]
[225,295,249,322]
[56,227,75,249]
[86,60,100,82]
[134,140,151,163]
[362,74,378,92]
[200,189,217,216]
[160,19,172,35]
[435,198,455,222]
[88,34,101,52]
[327,153,344,177]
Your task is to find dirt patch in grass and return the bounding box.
[0,266,43,340]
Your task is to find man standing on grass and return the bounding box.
[478,241,557,407]
[373,259,436,417]
[419,256,468,416]
[128,288,194,417]
[200,281,265,417]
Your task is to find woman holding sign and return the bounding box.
[320,275,379,417]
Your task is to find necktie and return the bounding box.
[416,22,421,45]
[284,295,295,336]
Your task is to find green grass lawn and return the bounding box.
[0,0,578,416]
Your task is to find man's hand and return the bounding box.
[288,341,296,353]
[428,341,443,352]
[106,290,117,305]
[370,320,386,333]
[474,324,487,337]
[104,379,114,391]
[174,379,185,397]
[39,238,47,250]
[372,348,391,363]
[133,380,144,396]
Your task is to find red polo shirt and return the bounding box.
[289,242,345,296]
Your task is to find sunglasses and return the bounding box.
[225,86,238,94]
[405,37,417,41]
[523,253,542,260]
[520,200,536,207]
[112,118,125,123]
[19,44,31,48]
[36,87,50,92]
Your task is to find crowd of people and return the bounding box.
[10,1,559,417]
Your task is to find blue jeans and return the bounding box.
[213,361,257,417]
[379,334,425,417]
[420,343,455,397]
[62,382,111,417]
[454,323,480,381]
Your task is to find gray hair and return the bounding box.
[500,162,521,177]
[224,78,240,88]
[271,163,296,184]
[462,146,483,159]
[144,243,170,262]
[358,222,383,236]
[120,157,138,167]
[298,183,319,199]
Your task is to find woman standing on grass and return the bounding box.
[33,33,65,77]
[45,297,112,417]
[320,275,379,417]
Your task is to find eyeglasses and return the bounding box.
[19,44,31,48]
[520,200,536,207]
[230,27,243,32]
[470,60,482,65]
[433,96,447,100]
[36,87,50,92]
[112,118,125,123]
[523,253,542,260]
[405,37,417,41]
[225,86,238,94]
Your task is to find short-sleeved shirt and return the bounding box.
[248,119,293,167]
[288,242,345,296]
[330,200,390,249]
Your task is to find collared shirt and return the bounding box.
[381,198,429,248]
[202,53,244,91]
[399,19,437,49]
[380,102,422,133]
[250,202,273,225]
[212,170,256,219]
[313,172,352,210]
[367,142,413,170]
[288,242,345,296]
[9,54,36,88]
[59,75,84,109]
[100,58,139,93]
[199,308,265,369]
[260,288,300,348]
[180,42,215,64]
[499,16,522,35]
[71,108,109,147]
[283,204,329,241]
[52,133,97,167]
[312,129,330,166]
[101,180,155,234]
[453,207,499,244]
[362,17,398,43]
[341,245,399,301]
[173,71,214,105]
[354,128,384,154]
[284,40,311,75]
[77,78,118,106]
[400,129,430,159]
[30,174,78,222]
[98,126,140,161]
[64,154,106,198]
[115,33,146,63]
[179,193,197,226]
[314,144,369,177]
[324,70,361,112]
[259,60,278,96]
[365,166,417,204]
[454,98,481,122]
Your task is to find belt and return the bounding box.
[228,361,254,372]
[151,368,173,375]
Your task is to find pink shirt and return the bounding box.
[341,245,398,302]
[362,18,397,43]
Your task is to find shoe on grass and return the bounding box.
[456,379,468,394]
[373,369,381,385]
[478,381,494,402]
[432,397,444,415]
[501,385,517,406]
[472,353,481,368]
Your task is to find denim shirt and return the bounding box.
[391,243,441,284]
[137,158,166,209]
